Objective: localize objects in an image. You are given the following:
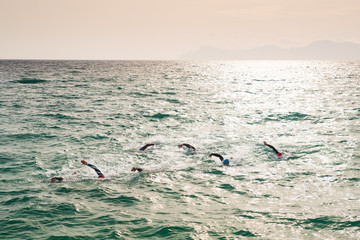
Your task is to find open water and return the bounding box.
[0,60,359,239]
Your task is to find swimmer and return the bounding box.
[209,153,231,165]
[263,141,283,158]
[131,167,143,172]
[81,160,105,178]
[178,143,196,154]
[139,143,155,151]
[49,172,77,183]
[50,177,63,183]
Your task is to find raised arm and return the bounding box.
[263,141,280,154]
[139,143,155,151]
[209,153,224,161]
[178,143,196,151]
[81,160,105,178]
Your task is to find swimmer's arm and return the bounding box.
[139,143,154,151]
[209,153,224,161]
[263,141,280,154]
[81,160,105,178]
[180,143,196,150]
[87,164,104,177]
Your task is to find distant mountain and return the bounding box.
[179,40,360,60]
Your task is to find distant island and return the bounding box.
[179,40,360,60]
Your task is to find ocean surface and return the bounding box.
[0,60,359,239]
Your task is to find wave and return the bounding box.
[264,112,313,122]
[157,98,182,104]
[2,195,38,206]
[129,225,195,239]
[42,113,79,120]
[292,216,360,230]
[1,133,57,141]
[102,195,141,206]
[144,113,174,119]
[233,230,258,237]
[247,112,317,124]
[15,78,48,84]
[162,92,177,95]
[130,92,154,98]
[82,134,109,140]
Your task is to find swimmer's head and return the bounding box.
[177,144,183,148]
[131,167,143,172]
[277,153,283,157]
[99,175,105,178]
[223,159,230,165]
[50,177,63,183]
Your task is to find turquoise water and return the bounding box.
[0,60,359,239]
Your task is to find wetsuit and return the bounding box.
[50,177,63,183]
[209,153,224,161]
[182,144,195,151]
[86,163,105,178]
[178,144,196,152]
[265,144,282,155]
[139,143,154,151]
[131,167,143,172]
[209,153,230,165]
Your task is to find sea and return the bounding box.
[0,60,359,240]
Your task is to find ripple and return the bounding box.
[1,60,359,240]
[295,216,360,230]
[15,78,48,84]
[130,225,195,239]
[102,195,141,206]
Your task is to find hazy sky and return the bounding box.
[1,0,359,60]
